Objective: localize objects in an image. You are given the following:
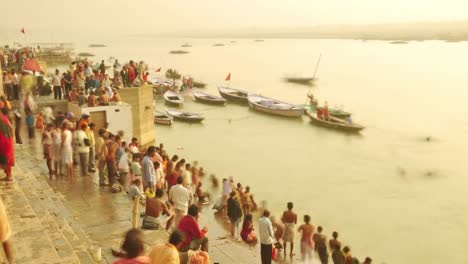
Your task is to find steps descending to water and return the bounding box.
[0,146,97,264]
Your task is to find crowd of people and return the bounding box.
[51,58,150,103]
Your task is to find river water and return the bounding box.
[13,34,468,263]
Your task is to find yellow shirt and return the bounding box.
[86,129,96,147]
[0,198,11,242]
[148,243,179,264]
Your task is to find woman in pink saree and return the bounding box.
[0,108,14,181]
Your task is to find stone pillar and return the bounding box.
[119,85,155,147]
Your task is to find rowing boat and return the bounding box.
[154,110,173,125]
[305,110,364,132]
[218,86,249,104]
[193,91,226,105]
[163,91,184,106]
[248,94,304,117]
[166,109,204,123]
[303,104,351,118]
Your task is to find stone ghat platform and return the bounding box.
[0,142,282,264]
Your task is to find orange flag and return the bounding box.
[155,67,161,72]
[225,72,231,81]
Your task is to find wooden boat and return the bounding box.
[193,81,206,88]
[181,43,192,48]
[284,77,315,85]
[166,109,204,123]
[212,43,225,47]
[305,110,364,132]
[248,94,304,117]
[154,111,173,125]
[218,86,249,104]
[169,50,189,54]
[163,91,184,106]
[193,91,226,105]
[304,104,351,118]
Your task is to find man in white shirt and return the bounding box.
[77,123,90,176]
[52,69,62,100]
[258,210,274,264]
[11,69,19,100]
[169,176,190,227]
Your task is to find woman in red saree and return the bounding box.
[0,108,14,181]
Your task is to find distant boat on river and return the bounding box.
[305,110,364,133]
[218,86,249,104]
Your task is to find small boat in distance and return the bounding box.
[248,94,303,117]
[166,109,205,123]
[163,91,184,106]
[193,91,226,105]
[218,86,249,104]
[389,40,409,44]
[181,43,192,47]
[254,39,264,42]
[212,43,225,47]
[88,44,106,48]
[284,77,315,85]
[169,50,189,54]
[154,110,173,125]
[192,81,206,88]
[305,110,364,133]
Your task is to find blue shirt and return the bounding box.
[26,115,34,127]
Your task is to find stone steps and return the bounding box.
[0,146,97,264]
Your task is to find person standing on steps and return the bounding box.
[258,209,274,264]
[281,202,297,259]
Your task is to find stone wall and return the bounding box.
[118,85,155,147]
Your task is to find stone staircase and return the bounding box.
[0,145,97,264]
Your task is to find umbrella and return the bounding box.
[22,59,42,72]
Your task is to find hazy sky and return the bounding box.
[2,0,468,34]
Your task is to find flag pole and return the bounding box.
[304,53,322,106]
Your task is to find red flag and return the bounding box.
[21,28,25,34]
[225,72,231,81]
[155,67,161,72]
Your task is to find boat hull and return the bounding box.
[163,91,184,106]
[154,111,174,125]
[218,87,248,104]
[248,96,304,117]
[194,96,226,105]
[305,105,351,118]
[166,110,204,123]
[305,111,364,133]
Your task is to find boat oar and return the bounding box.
[303,53,322,106]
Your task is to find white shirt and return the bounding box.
[52,74,61,86]
[142,156,156,186]
[169,184,190,211]
[223,181,232,196]
[182,170,192,186]
[258,216,274,245]
[76,130,90,153]
[118,153,129,172]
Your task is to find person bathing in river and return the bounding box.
[298,215,315,263]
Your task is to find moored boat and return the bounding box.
[284,77,315,85]
[218,86,249,104]
[166,109,204,123]
[193,91,226,105]
[305,110,364,132]
[163,91,184,106]
[154,110,173,125]
[248,94,304,117]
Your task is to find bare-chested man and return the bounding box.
[281,202,297,258]
[298,215,315,263]
[106,134,119,185]
[145,188,174,230]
